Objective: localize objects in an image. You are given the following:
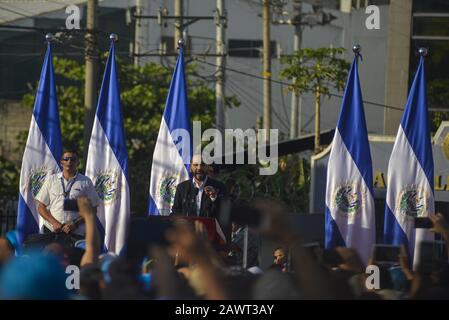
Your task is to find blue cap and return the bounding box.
[139,273,152,292]
[0,252,69,299]
[5,230,20,256]
[99,254,117,283]
[74,240,86,250]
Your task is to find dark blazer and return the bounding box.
[171,177,227,219]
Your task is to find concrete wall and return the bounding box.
[0,0,408,160]
[142,1,394,136]
[383,0,412,135]
[0,100,31,162]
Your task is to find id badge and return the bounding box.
[63,198,79,211]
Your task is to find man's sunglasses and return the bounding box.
[62,157,77,162]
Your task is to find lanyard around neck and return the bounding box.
[60,175,77,198]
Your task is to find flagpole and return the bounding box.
[16,32,63,247]
[148,36,192,215]
[418,47,428,58]
[45,33,54,45]
[177,37,185,51]
[110,33,118,43]
[352,44,361,57]
[325,44,375,263]
[383,45,432,267]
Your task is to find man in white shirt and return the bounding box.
[35,148,100,239]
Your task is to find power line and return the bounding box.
[0,16,404,114]
[193,58,405,112]
[0,5,35,20]
[230,74,335,132]
[227,77,290,131]
[228,72,291,127]
[226,80,290,133]
[274,79,290,122]
[225,58,291,119]
[226,79,262,115]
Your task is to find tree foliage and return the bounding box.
[428,79,449,133]
[20,56,239,214]
[280,47,350,152]
[217,155,310,213]
[279,47,350,97]
[0,156,20,199]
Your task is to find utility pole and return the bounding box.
[262,0,271,140]
[215,0,226,133]
[174,0,183,51]
[314,86,321,153]
[133,7,225,59]
[290,0,302,139]
[134,0,150,66]
[84,0,99,166]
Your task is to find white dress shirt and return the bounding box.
[192,176,208,216]
[35,172,100,235]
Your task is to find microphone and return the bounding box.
[187,187,199,216]
[192,187,199,213]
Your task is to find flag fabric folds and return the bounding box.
[325,52,375,263]
[384,55,434,266]
[86,39,130,254]
[16,42,62,246]
[148,46,192,215]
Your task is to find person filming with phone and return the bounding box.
[34,148,100,245]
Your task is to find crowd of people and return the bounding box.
[0,196,448,300]
[0,151,449,300]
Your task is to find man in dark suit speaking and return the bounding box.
[171,154,227,219]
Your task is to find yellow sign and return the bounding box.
[443,133,449,160]
[373,171,449,191]
[261,71,272,78]
[373,171,386,188]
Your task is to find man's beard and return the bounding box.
[193,172,205,181]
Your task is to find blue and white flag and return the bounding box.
[86,39,130,254]
[148,47,192,215]
[384,55,433,266]
[325,52,375,263]
[16,41,62,246]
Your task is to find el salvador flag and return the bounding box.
[384,53,433,266]
[16,39,62,247]
[325,49,375,263]
[148,45,192,215]
[85,37,130,254]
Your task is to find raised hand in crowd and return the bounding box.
[253,198,336,299]
[429,213,449,261]
[166,221,228,300]
[334,247,365,274]
[150,245,189,299]
[430,213,449,240]
[77,197,100,267]
[398,245,414,281]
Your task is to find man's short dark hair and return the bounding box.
[62,147,79,157]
